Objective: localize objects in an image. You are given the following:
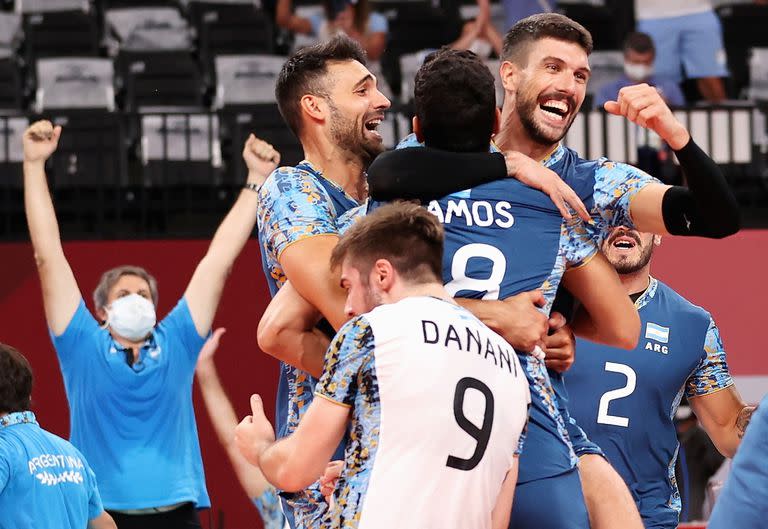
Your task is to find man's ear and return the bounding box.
[412,116,424,143]
[96,307,107,323]
[653,234,662,247]
[500,60,519,95]
[300,94,327,124]
[372,259,395,291]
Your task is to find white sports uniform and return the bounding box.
[315,296,531,529]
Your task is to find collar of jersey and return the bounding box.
[634,276,659,310]
[488,142,565,168]
[0,411,37,429]
[296,159,362,205]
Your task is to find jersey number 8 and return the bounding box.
[445,243,506,301]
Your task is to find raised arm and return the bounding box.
[22,121,81,335]
[184,136,279,336]
[257,281,330,378]
[563,252,640,349]
[605,83,740,238]
[276,0,313,35]
[195,328,271,498]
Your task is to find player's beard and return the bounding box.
[328,101,384,165]
[516,87,577,146]
[607,233,656,275]
[361,285,383,313]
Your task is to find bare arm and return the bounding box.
[564,253,640,350]
[279,235,350,331]
[257,282,330,378]
[184,137,279,336]
[491,461,518,529]
[276,0,313,34]
[22,121,81,335]
[455,291,549,352]
[88,512,117,529]
[690,386,755,458]
[236,394,348,492]
[195,329,270,498]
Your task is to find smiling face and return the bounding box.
[324,60,390,163]
[602,226,659,275]
[513,38,590,146]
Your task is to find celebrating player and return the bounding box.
[259,48,642,529]
[21,120,277,529]
[566,225,752,528]
[238,202,530,529]
[366,13,740,528]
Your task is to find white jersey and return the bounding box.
[315,296,530,529]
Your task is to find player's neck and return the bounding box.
[620,269,652,298]
[303,140,369,202]
[387,282,455,306]
[495,107,558,162]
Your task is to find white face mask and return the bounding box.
[106,294,156,342]
[624,62,654,82]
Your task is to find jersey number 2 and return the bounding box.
[596,362,637,427]
[446,377,495,471]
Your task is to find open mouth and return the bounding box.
[364,116,384,139]
[612,235,638,250]
[538,99,569,121]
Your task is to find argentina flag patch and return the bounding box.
[645,322,670,344]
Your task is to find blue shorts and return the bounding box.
[638,11,728,83]
[510,467,590,529]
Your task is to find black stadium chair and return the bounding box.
[116,50,205,111]
[189,2,275,58]
[22,9,100,62]
[716,3,768,98]
[556,3,622,51]
[0,58,22,109]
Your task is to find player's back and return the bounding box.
[325,296,529,529]
[0,413,99,529]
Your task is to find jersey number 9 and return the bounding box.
[446,377,495,471]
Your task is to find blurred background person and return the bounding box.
[195,328,286,529]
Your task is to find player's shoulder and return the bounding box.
[260,164,328,198]
[653,279,712,321]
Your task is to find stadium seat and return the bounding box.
[213,54,284,107]
[0,58,22,109]
[34,57,114,111]
[0,12,22,57]
[188,2,275,60]
[21,8,100,62]
[716,3,768,98]
[104,7,193,53]
[14,0,88,12]
[116,50,205,111]
[749,48,768,101]
[556,3,622,51]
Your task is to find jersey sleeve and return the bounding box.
[257,167,339,260]
[592,161,660,239]
[158,297,208,368]
[85,463,105,520]
[685,317,734,398]
[561,217,599,268]
[315,316,375,407]
[49,299,100,365]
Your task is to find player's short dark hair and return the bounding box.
[275,35,367,138]
[501,13,593,66]
[93,265,158,311]
[414,48,496,152]
[331,202,443,285]
[0,343,33,414]
[623,32,655,56]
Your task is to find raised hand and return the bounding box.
[503,151,591,222]
[243,134,281,187]
[235,394,276,467]
[23,120,62,164]
[604,83,690,150]
[195,327,226,374]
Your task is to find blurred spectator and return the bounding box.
[276,0,387,60]
[676,404,726,522]
[595,32,685,109]
[501,0,552,30]
[635,0,728,103]
[451,0,503,57]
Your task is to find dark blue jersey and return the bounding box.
[567,279,733,528]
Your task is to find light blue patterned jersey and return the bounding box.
[567,278,733,529]
[253,487,286,529]
[315,297,529,529]
[257,160,360,528]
